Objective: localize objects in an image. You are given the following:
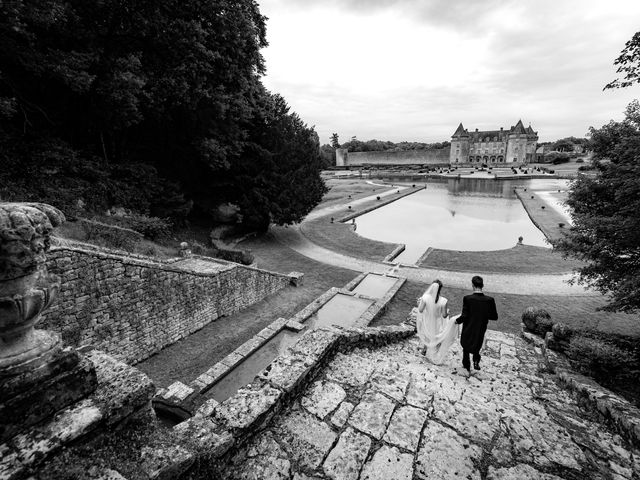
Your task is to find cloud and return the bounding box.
[258,0,640,144]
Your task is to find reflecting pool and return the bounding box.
[351,274,398,298]
[304,293,374,329]
[355,178,568,263]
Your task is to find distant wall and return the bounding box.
[340,148,451,166]
[41,245,291,364]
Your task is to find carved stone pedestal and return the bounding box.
[0,203,98,442]
[0,347,97,442]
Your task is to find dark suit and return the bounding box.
[455,292,498,369]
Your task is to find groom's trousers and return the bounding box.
[462,349,480,370]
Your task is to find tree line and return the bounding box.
[0,0,326,230]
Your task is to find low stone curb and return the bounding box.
[521,326,640,450]
[342,272,368,291]
[337,186,424,223]
[555,368,640,449]
[383,244,406,263]
[513,188,565,242]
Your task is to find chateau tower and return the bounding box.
[450,123,470,164]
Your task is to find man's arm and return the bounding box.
[489,298,498,321]
[456,296,468,324]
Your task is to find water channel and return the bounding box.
[355,177,569,264]
[203,280,385,403]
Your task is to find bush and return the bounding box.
[521,307,553,336]
[566,335,636,376]
[215,247,254,265]
[578,164,595,171]
[80,220,140,251]
[551,154,571,165]
[103,213,172,240]
[126,215,172,240]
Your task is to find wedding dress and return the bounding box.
[416,282,460,365]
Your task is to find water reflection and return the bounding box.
[351,274,398,298]
[205,329,299,403]
[355,178,568,263]
[304,294,374,329]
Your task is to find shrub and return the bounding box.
[566,335,636,376]
[81,220,139,251]
[551,155,570,165]
[521,307,553,336]
[216,247,254,265]
[126,214,172,240]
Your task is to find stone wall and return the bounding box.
[41,245,292,364]
[341,148,450,167]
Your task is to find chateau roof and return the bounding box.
[455,120,538,141]
[511,119,527,134]
[471,130,507,141]
[452,123,469,138]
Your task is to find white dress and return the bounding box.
[416,283,460,365]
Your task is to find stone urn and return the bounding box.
[0,202,65,376]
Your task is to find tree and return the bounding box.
[554,100,640,312]
[0,0,328,230]
[330,133,340,149]
[605,31,640,90]
[230,91,327,230]
[552,139,574,152]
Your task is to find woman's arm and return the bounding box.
[442,299,450,319]
[418,296,426,312]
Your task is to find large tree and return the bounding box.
[231,91,327,230]
[0,0,325,228]
[554,100,640,312]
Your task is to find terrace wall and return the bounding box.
[41,244,291,364]
[340,148,451,166]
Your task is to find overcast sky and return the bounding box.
[257,0,640,144]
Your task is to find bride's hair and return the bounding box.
[433,279,443,303]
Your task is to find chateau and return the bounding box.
[336,119,538,167]
[450,120,538,164]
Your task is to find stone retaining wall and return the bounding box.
[41,245,292,364]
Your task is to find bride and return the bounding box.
[416,280,460,365]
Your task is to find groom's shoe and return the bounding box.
[473,362,481,371]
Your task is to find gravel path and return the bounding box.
[271,223,590,296]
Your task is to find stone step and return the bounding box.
[0,350,155,479]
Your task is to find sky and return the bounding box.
[257,0,640,144]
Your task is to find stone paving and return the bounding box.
[221,330,639,479]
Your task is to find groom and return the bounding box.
[455,276,498,372]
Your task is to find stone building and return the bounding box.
[450,120,538,164]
